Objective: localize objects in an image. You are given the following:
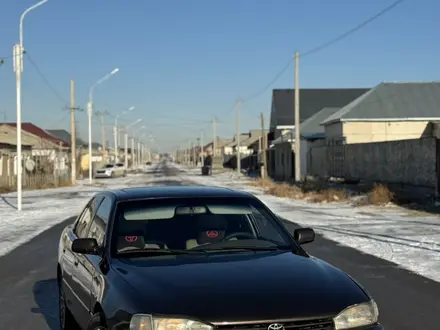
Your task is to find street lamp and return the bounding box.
[14,0,51,211]
[114,106,135,161]
[132,126,146,168]
[123,118,142,168]
[87,67,119,184]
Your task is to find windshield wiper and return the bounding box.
[196,246,291,252]
[117,248,206,256]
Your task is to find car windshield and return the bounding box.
[111,197,294,257]
[104,164,115,168]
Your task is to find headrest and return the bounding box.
[196,214,227,231]
[195,214,227,244]
[117,235,145,250]
[197,229,225,244]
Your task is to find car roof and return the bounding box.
[102,185,255,201]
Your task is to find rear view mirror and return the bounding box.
[72,238,99,255]
[175,206,207,215]
[293,228,315,245]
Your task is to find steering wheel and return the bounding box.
[223,232,255,241]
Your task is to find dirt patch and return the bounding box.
[248,178,396,205]
[366,183,395,205]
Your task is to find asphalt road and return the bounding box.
[0,163,439,330]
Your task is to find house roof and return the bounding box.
[297,107,341,138]
[321,82,440,125]
[269,88,370,136]
[216,138,233,148]
[4,123,71,147]
[46,129,86,146]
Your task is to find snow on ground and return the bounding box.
[0,165,158,257]
[176,164,440,283]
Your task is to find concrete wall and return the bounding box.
[308,137,437,188]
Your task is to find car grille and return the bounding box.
[214,318,334,330]
[97,170,106,173]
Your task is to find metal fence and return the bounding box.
[307,137,438,188]
[0,155,71,192]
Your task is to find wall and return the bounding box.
[308,137,437,187]
[324,121,431,144]
[344,121,431,143]
[324,122,343,140]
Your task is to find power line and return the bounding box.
[301,0,405,57]
[241,0,405,103]
[25,53,69,104]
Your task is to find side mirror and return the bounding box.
[72,238,100,255]
[293,228,315,245]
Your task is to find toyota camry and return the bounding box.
[57,186,383,330]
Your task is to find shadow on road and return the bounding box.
[32,278,59,330]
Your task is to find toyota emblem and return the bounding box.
[267,324,284,330]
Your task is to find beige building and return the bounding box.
[321,82,440,144]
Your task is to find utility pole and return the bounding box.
[66,80,83,185]
[212,116,217,156]
[191,141,195,167]
[187,140,191,165]
[70,80,76,185]
[201,131,204,167]
[196,137,200,167]
[294,51,301,183]
[235,98,241,174]
[260,112,267,179]
[95,110,108,162]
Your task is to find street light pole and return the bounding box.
[114,106,135,162]
[14,0,50,211]
[87,68,119,184]
[122,118,141,168]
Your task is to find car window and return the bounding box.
[88,216,106,246]
[75,204,93,238]
[87,197,112,246]
[111,197,293,256]
[250,206,286,245]
[95,197,112,224]
[105,164,114,168]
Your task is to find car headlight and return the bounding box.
[334,299,379,329]
[130,314,213,330]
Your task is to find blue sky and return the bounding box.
[0,0,438,151]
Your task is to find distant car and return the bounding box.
[145,161,152,165]
[57,186,383,330]
[94,163,126,178]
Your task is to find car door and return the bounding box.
[61,198,95,326]
[71,195,104,328]
[86,196,113,307]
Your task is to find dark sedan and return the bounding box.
[57,186,383,330]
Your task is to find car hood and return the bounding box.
[112,251,368,322]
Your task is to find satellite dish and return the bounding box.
[25,159,35,172]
